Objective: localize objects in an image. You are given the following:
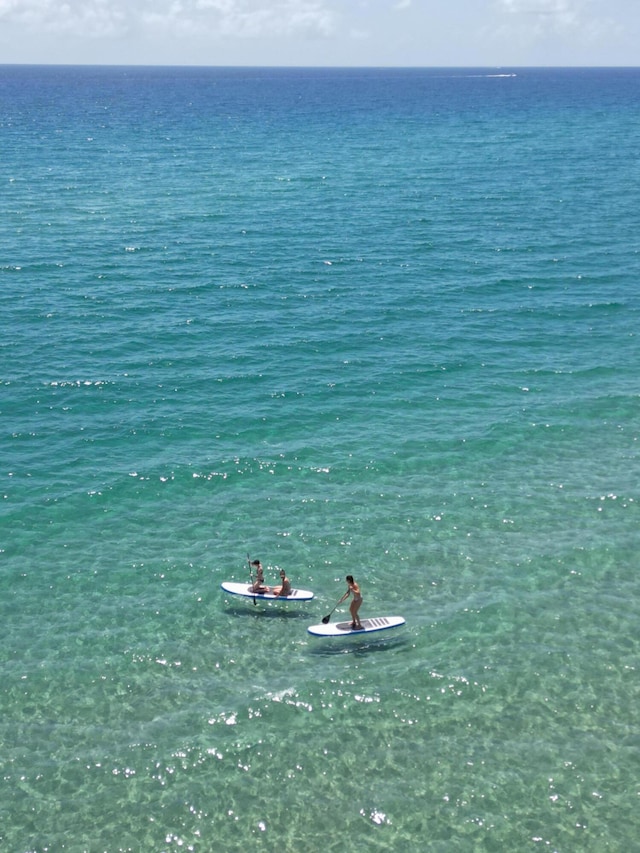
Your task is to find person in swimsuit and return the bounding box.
[250,559,269,593]
[339,574,363,629]
[271,569,292,597]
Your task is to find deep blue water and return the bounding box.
[1,65,640,852]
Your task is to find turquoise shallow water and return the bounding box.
[2,66,640,851]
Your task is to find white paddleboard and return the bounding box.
[221,581,314,601]
[307,615,405,637]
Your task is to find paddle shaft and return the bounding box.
[322,593,346,624]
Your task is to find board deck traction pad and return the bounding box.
[335,617,397,630]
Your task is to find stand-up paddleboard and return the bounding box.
[221,581,314,601]
[307,615,405,637]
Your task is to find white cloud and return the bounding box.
[485,0,631,62]
[0,0,126,36]
[0,0,635,65]
[498,0,580,29]
[0,0,336,40]
[495,0,627,44]
[499,0,576,10]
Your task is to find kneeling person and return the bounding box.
[251,560,269,593]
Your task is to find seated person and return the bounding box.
[271,569,292,597]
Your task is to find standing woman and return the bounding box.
[339,575,363,630]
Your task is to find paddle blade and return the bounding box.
[321,614,331,624]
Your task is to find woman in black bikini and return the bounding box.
[250,559,269,593]
[339,575,363,629]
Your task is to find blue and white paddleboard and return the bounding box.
[307,615,405,637]
[221,581,314,602]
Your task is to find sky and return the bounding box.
[0,0,638,67]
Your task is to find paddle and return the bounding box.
[247,553,257,606]
[321,593,345,624]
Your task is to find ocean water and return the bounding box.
[1,65,639,852]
